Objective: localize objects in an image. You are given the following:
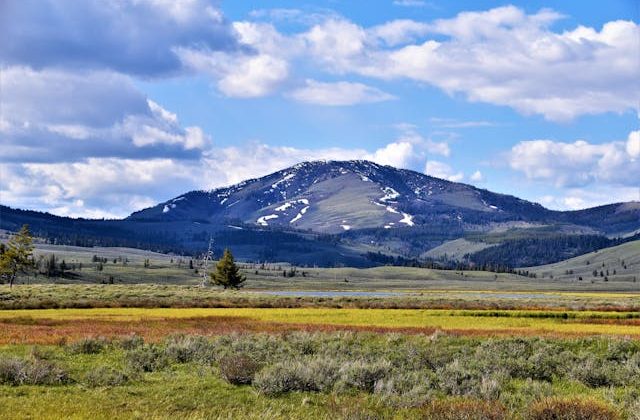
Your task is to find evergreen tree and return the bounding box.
[210,249,246,289]
[0,225,34,287]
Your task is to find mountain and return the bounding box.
[2,160,640,267]
[129,160,638,235]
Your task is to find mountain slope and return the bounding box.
[2,160,639,267]
[129,160,638,236]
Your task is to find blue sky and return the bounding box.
[0,0,638,218]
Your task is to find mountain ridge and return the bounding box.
[127,159,638,236]
[2,160,639,267]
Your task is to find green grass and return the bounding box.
[2,284,640,311]
[0,333,636,419]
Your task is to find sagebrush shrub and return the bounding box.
[69,337,109,354]
[337,359,392,393]
[119,334,144,350]
[164,335,215,363]
[84,366,129,387]
[569,356,626,387]
[0,357,70,386]
[218,354,261,385]
[125,345,168,372]
[253,357,340,396]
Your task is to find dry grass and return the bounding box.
[525,397,620,420]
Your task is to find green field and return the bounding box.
[1,242,639,419]
[18,242,640,292]
[1,332,637,419]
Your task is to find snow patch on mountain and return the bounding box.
[380,187,400,203]
[257,214,278,226]
[290,206,310,224]
[271,173,295,189]
[399,212,414,226]
[275,198,309,212]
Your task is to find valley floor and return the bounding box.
[1,284,639,419]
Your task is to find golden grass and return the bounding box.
[1,307,640,344]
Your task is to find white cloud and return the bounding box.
[394,125,450,157]
[508,131,640,188]
[369,20,429,46]
[298,7,640,120]
[425,161,464,182]
[177,49,289,98]
[539,186,640,210]
[365,142,415,168]
[470,170,485,182]
[303,18,368,72]
[288,79,395,106]
[628,130,640,159]
[0,159,201,218]
[0,67,210,162]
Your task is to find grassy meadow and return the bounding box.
[1,332,639,419]
[1,243,639,418]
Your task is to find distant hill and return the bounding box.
[2,160,639,267]
[527,239,640,283]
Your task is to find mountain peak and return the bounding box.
[128,159,547,233]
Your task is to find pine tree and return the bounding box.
[0,225,34,287]
[210,249,246,289]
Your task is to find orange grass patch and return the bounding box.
[1,315,637,345]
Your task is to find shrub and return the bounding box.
[569,356,625,387]
[0,358,27,385]
[125,345,168,372]
[526,397,619,420]
[0,357,70,386]
[164,335,215,364]
[119,334,144,350]
[437,359,482,397]
[69,337,109,354]
[253,357,340,396]
[84,366,129,387]
[218,354,261,385]
[419,399,507,420]
[337,359,392,393]
[374,370,434,407]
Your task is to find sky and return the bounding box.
[0,0,638,219]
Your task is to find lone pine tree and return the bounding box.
[210,248,246,289]
[0,224,34,287]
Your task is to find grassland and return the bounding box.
[18,242,640,292]
[1,242,639,418]
[2,305,640,346]
[1,333,638,419]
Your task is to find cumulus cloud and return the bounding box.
[539,186,640,210]
[288,79,395,106]
[298,7,640,120]
[0,0,236,76]
[508,131,640,188]
[425,161,464,182]
[369,20,430,46]
[470,170,485,183]
[628,130,640,159]
[0,67,210,163]
[0,159,201,218]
